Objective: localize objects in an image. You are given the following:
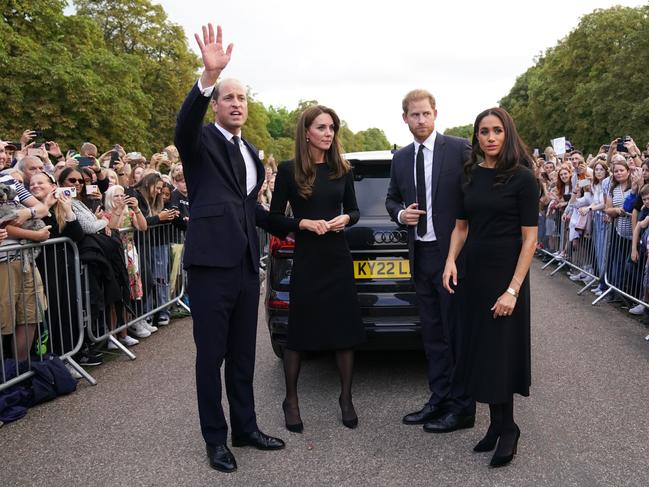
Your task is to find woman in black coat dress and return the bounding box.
[443,108,538,468]
[270,105,365,432]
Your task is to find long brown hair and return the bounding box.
[555,164,573,197]
[133,172,163,215]
[294,105,350,198]
[464,107,532,187]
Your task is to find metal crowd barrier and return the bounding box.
[84,223,189,359]
[538,204,649,341]
[0,237,90,392]
[1,222,189,394]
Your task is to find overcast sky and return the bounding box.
[154,0,642,146]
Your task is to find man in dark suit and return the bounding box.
[386,89,475,433]
[174,24,285,473]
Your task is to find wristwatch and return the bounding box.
[506,287,519,298]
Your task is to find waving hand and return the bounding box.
[195,24,233,86]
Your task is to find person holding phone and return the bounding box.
[131,173,178,327]
[57,167,108,234]
[30,172,85,358]
[443,107,538,468]
[605,157,634,295]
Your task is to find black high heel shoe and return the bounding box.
[473,426,501,452]
[282,399,304,433]
[489,424,520,468]
[338,396,358,429]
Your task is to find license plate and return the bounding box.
[353,259,410,279]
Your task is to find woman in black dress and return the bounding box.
[442,107,538,468]
[270,105,365,432]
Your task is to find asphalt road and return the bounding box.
[1,260,648,487]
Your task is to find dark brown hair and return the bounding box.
[464,107,532,187]
[294,105,350,198]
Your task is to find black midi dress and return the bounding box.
[459,165,538,404]
[269,161,366,351]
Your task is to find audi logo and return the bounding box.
[373,230,408,244]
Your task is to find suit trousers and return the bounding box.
[187,254,260,446]
[414,241,475,415]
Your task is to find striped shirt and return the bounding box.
[0,175,33,202]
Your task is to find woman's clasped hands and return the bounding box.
[299,214,350,235]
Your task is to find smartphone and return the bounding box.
[55,187,77,198]
[32,130,45,143]
[160,152,169,162]
[539,154,546,161]
[85,184,99,196]
[77,156,96,168]
[578,179,591,188]
[533,148,539,157]
[617,141,627,153]
[109,151,120,167]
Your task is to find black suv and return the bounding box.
[264,150,420,358]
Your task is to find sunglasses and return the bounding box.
[66,177,84,184]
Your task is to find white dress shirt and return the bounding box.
[398,131,437,241]
[197,78,258,195]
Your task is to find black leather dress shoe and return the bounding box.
[206,444,237,473]
[402,404,446,425]
[232,430,286,450]
[423,412,475,433]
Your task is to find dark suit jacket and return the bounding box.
[174,83,277,271]
[385,133,471,278]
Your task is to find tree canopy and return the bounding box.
[1,1,394,159]
[499,5,649,154]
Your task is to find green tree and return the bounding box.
[444,124,473,140]
[0,2,150,151]
[500,5,649,153]
[356,128,391,150]
[74,0,200,153]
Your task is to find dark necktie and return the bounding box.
[231,135,247,194]
[416,144,427,237]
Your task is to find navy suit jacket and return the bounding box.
[174,83,280,271]
[385,133,471,278]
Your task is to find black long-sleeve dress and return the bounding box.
[270,161,366,351]
[458,165,538,403]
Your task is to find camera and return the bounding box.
[55,187,77,198]
[617,138,627,153]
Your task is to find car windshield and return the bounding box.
[350,160,391,218]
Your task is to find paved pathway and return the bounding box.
[1,260,648,486]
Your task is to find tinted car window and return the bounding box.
[351,161,391,218]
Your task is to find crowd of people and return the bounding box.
[0,132,194,375]
[534,137,649,321]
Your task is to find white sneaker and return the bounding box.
[569,272,586,281]
[120,335,140,347]
[142,320,158,333]
[591,287,602,294]
[593,289,603,296]
[629,304,646,315]
[128,321,151,338]
[65,363,82,380]
[107,340,119,350]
